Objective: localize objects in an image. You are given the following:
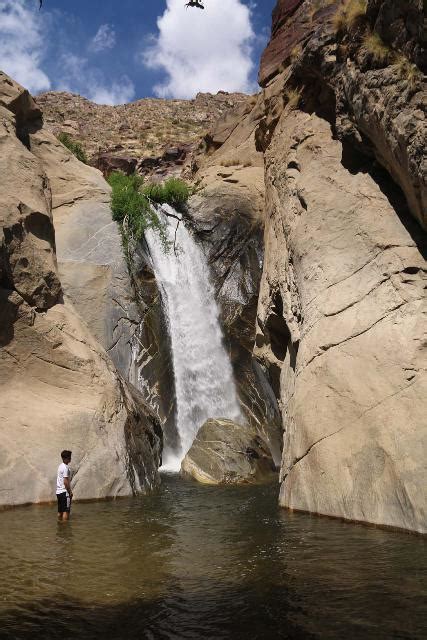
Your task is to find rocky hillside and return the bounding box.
[36,90,250,176]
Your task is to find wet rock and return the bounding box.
[127,240,177,452]
[181,419,277,485]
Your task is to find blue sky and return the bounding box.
[0,0,276,103]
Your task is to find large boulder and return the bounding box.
[181,419,277,485]
[94,154,137,177]
[0,72,162,507]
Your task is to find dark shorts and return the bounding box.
[57,492,71,513]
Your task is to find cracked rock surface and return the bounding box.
[28,118,140,381]
[251,0,426,533]
[255,108,426,533]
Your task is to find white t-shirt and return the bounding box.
[56,462,71,495]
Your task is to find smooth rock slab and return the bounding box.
[181,419,277,485]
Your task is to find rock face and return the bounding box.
[126,239,177,450]
[94,154,138,177]
[181,419,277,485]
[28,127,140,380]
[259,0,426,230]
[0,72,162,507]
[253,0,427,532]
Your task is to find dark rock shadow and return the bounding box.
[340,144,427,260]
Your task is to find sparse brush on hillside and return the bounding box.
[219,158,240,167]
[57,132,88,164]
[333,0,367,32]
[311,0,336,15]
[394,54,422,90]
[290,44,303,64]
[363,32,392,64]
[284,88,302,110]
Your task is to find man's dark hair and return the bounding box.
[61,450,72,461]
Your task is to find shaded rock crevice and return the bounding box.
[259,0,426,230]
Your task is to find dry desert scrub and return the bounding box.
[284,88,302,110]
[333,0,367,32]
[362,32,392,64]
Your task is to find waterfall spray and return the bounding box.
[143,204,242,470]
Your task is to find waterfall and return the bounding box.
[143,204,242,470]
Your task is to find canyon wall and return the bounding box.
[253,0,426,532]
[0,73,162,507]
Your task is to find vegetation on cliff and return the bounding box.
[57,132,88,164]
[108,172,191,253]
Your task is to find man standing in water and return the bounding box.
[56,450,73,522]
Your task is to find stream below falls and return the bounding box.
[0,475,426,640]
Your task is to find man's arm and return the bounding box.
[64,476,73,498]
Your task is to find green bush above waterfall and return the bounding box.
[107,172,191,254]
[108,171,169,253]
[141,178,191,213]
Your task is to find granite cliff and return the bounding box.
[251,0,426,532]
[181,0,426,531]
[0,72,162,507]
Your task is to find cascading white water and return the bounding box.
[144,204,242,470]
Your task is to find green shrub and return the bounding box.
[363,32,391,64]
[107,173,192,255]
[333,0,367,33]
[142,178,191,213]
[57,132,88,164]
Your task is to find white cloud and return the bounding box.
[0,0,51,92]
[89,24,116,53]
[89,78,135,105]
[59,54,135,105]
[142,0,256,98]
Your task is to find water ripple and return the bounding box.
[0,475,425,640]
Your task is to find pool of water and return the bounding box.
[0,474,425,639]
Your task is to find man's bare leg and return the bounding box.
[58,512,63,522]
[62,511,70,522]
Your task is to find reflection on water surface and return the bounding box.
[0,474,425,639]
